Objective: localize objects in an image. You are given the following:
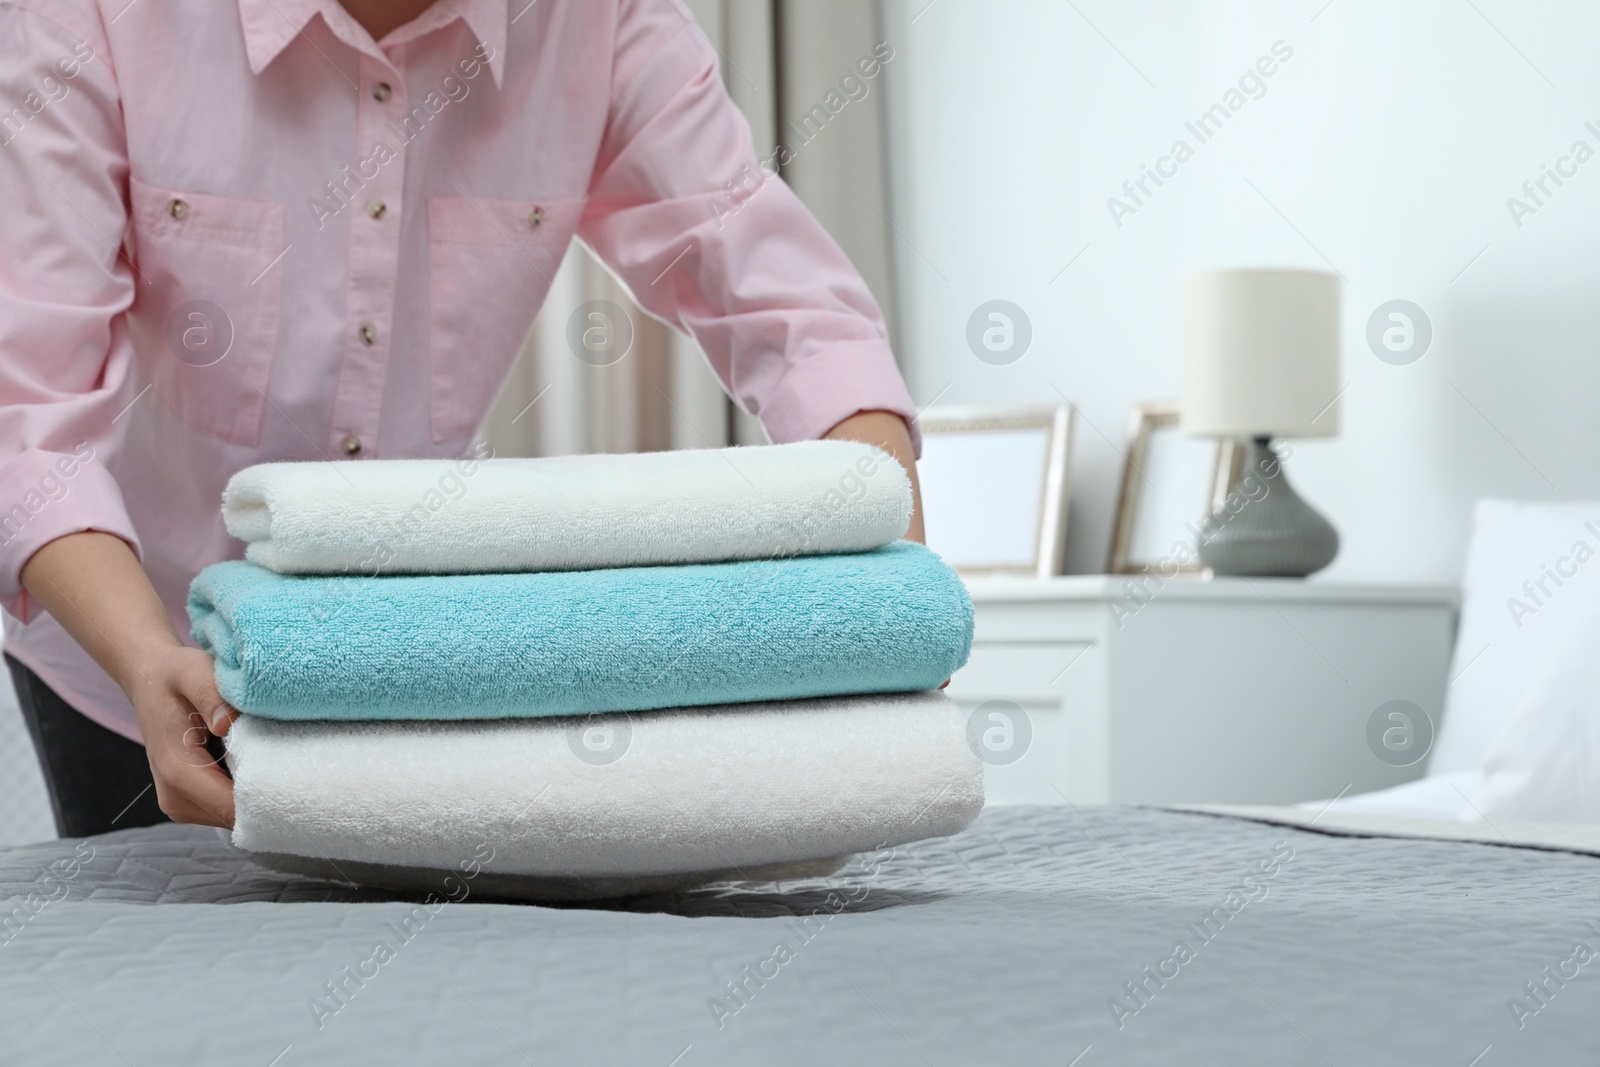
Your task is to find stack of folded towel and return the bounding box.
[191,441,982,896]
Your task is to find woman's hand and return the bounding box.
[822,410,926,543]
[823,410,950,688]
[21,531,237,828]
[127,644,238,828]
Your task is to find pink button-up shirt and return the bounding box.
[0,0,916,741]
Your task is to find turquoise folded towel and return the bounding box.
[189,542,972,720]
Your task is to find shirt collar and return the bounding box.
[239,0,507,88]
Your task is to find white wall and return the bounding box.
[883,0,1600,582]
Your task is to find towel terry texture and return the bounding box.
[189,542,973,720]
[224,691,983,878]
[223,441,911,575]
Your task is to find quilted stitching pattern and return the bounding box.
[1,806,1597,1066]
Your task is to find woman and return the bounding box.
[0,0,925,836]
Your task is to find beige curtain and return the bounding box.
[481,0,900,458]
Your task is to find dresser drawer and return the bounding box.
[949,640,1093,704]
[947,639,1109,805]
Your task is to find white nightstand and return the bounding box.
[949,576,1458,807]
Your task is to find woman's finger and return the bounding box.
[157,758,236,829]
[176,654,237,735]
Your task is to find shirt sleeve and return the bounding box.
[577,0,920,453]
[0,3,143,621]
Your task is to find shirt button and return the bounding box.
[368,201,387,220]
[341,435,363,456]
[359,324,377,346]
[527,206,543,227]
[372,82,393,103]
[168,199,189,220]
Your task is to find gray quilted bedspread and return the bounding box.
[2,805,1597,1066]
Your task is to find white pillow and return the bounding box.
[1430,499,1600,774]
[1475,566,1600,822]
[1303,771,1483,821]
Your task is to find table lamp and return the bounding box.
[1183,268,1341,577]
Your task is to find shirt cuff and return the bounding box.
[0,449,141,621]
[757,340,923,457]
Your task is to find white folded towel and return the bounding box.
[223,440,911,575]
[226,691,982,880]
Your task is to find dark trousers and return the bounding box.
[7,654,168,838]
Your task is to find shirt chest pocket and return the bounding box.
[428,195,584,443]
[125,178,286,446]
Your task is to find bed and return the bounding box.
[3,804,1597,1065]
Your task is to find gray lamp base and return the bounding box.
[1197,437,1339,578]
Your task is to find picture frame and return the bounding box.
[1107,401,1242,576]
[916,404,1075,578]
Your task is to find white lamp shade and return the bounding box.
[1182,269,1341,439]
